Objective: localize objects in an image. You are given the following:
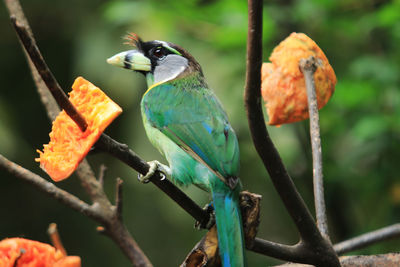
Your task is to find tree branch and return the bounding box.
[0,154,104,224]
[334,224,400,255]
[10,17,87,132]
[299,56,329,238]
[4,0,59,121]
[115,178,124,221]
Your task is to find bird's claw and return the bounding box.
[137,160,171,184]
[195,202,215,230]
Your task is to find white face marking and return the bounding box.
[153,54,188,85]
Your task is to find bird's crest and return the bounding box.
[124,33,143,50]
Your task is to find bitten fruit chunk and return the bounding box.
[0,237,81,267]
[36,77,122,181]
[261,32,336,125]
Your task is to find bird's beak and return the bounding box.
[107,50,151,72]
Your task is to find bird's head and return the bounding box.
[107,33,203,87]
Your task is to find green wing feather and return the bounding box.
[141,81,240,180]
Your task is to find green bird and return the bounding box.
[107,34,246,267]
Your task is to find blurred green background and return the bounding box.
[1,0,400,266]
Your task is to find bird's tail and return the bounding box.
[211,185,246,267]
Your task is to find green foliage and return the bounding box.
[1,0,400,266]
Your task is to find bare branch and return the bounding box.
[334,224,400,255]
[10,16,87,132]
[251,239,312,263]
[0,154,104,223]
[299,56,329,238]
[4,0,59,121]
[74,159,110,207]
[339,253,400,266]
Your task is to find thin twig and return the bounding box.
[334,224,400,255]
[98,164,107,186]
[115,178,123,221]
[48,223,67,256]
[10,17,87,132]
[300,56,329,238]
[4,0,60,121]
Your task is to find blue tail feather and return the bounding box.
[212,186,246,267]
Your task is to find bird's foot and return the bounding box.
[137,160,171,184]
[195,202,215,230]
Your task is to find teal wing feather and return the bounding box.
[142,82,240,179]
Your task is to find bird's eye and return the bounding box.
[152,47,165,59]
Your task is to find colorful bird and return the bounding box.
[107,34,246,266]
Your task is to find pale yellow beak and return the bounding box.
[107,50,151,72]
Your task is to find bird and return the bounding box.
[107,33,246,267]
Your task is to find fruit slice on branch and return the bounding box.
[36,77,122,182]
[261,32,336,126]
